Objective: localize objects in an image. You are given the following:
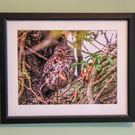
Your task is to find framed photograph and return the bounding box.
[0,13,135,123]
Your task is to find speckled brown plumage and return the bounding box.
[39,42,75,96]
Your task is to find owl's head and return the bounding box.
[54,44,73,57]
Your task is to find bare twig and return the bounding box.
[57,79,59,104]
[24,84,47,104]
[92,65,117,86]
[18,78,24,100]
[25,62,41,74]
[59,78,78,96]
[77,95,85,104]
[94,39,108,47]
[104,31,109,44]
[82,43,89,52]
[91,42,117,57]
[94,73,117,102]
[18,53,26,100]
[94,39,116,49]
[18,31,30,42]
[81,49,90,54]
[18,32,27,100]
[18,32,27,76]
[46,78,79,103]
[24,38,58,55]
[87,81,94,104]
[24,45,48,61]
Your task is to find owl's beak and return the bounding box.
[61,50,65,56]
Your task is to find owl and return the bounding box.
[39,41,76,97]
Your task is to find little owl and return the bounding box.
[39,41,76,97]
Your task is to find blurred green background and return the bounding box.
[0,0,135,135]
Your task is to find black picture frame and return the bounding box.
[0,13,135,124]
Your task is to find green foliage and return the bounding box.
[23,69,30,78]
[107,56,113,65]
[86,58,91,63]
[95,64,102,72]
[81,61,86,64]
[83,63,87,69]
[76,31,89,41]
[71,62,80,69]
[86,38,94,44]
[72,52,113,73]
[18,79,22,90]
[18,30,27,37]
[88,63,93,66]
[101,55,113,65]
[51,30,65,39]
[96,56,101,64]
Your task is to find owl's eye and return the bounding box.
[57,50,62,53]
[65,50,71,54]
[55,49,62,55]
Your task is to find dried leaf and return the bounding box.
[58,73,67,82]
[74,91,78,100]
[87,65,92,73]
[81,69,86,83]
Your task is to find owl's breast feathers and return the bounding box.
[40,51,75,93]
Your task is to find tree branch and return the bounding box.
[24,38,58,55]
[24,84,47,104]
[91,42,117,57]
[92,65,117,86]
[18,32,27,100]
[24,45,48,61]
[87,81,94,104]
[94,73,117,102]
